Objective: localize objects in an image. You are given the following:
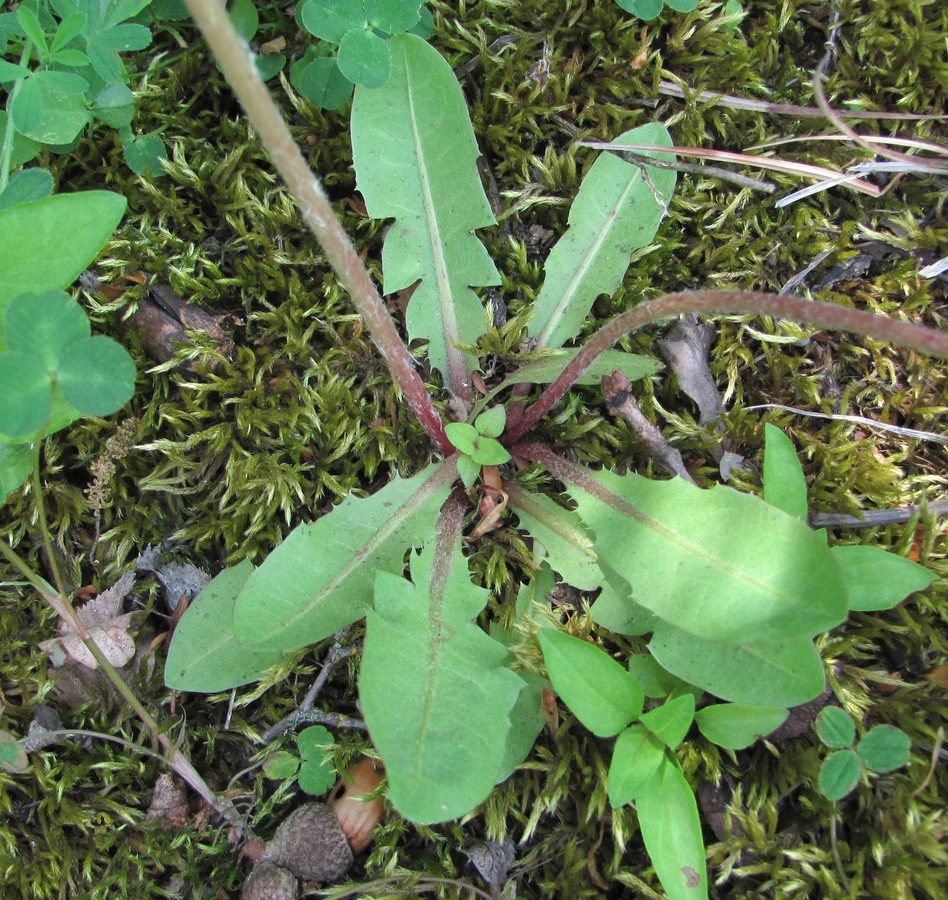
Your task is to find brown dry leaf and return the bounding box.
[657,314,721,425]
[39,571,137,669]
[461,837,515,897]
[146,773,190,829]
[925,665,948,687]
[260,35,286,54]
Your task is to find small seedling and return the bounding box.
[263,725,337,796]
[291,0,432,109]
[0,0,167,176]
[815,706,911,802]
[445,406,511,487]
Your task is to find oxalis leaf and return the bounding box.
[351,34,500,395]
[0,191,127,327]
[360,537,524,823]
[568,468,847,644]
[233,460,456,650]
[529,122,676,350]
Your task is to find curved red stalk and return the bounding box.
[504,290,948,445]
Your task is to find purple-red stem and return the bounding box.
[504,290,948,444]
[183,0,451,454]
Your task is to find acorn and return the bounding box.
[240,861,298,900]
[263,801,354,882]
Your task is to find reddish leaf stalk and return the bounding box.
[182,0,451,454]
[505,290,948,444]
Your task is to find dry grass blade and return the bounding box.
[576,141,881,196]
[658,80,948,121]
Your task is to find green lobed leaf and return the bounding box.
[640,693,695,748]
[509,348,662,389]
[58,335,135,416]
[857,725,911,773]
[296,725,336,795]
[10,78,44,136]
[694,703,789,750]
[762,424,808,520]
[299,0,367,43]
[815,706,856,749]
[494,669,548,784]
[91,23,152,52]
[120,131,168,177]
[474,405,506,438]
[0,730,29,774]
[106,0,157,28]
[361,538,524,823]
[228,0,259,42]
[255,52,285,81]
[508,487,602,591]
[233,461,456,650]
[5,291,90,368]
[14,73,91,144]
[92,82,135,127]
[648,620,826,707]
[831,544,936,611]
[365,0,422,34]
[0,60,32,83]
[539,629,644,737]
[0,351,51,437]
[351,34,500,393]
[0,442,34,500]
[337,28,391,88]
[530,123,676,350]
[0,168,53,211]
[469,435,510,466]
[16,6,49,56]
[569,469,847,644]
[635,755,708,900]
[0,191,127,324]
[0,112,41,166]
[627,653,688,699]
[818,749,861,801]
[455,453,480,488]
[263,751,300,781]
[445,421,478,455]
[608,724,666,807]
[164,561,295,692]
[590,575,659,635]
[50,12,87,53]
[290,53,353,109]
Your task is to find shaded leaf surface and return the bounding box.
[0,192,127,322]
[233,461,455,650]
[361,539,523,823]
[164,561,293,692]
[694,704,789,750]
[569,468,847,644]
[648,622,826,707]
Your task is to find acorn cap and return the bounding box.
[263,802,354,882]
[240,861,298,900]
